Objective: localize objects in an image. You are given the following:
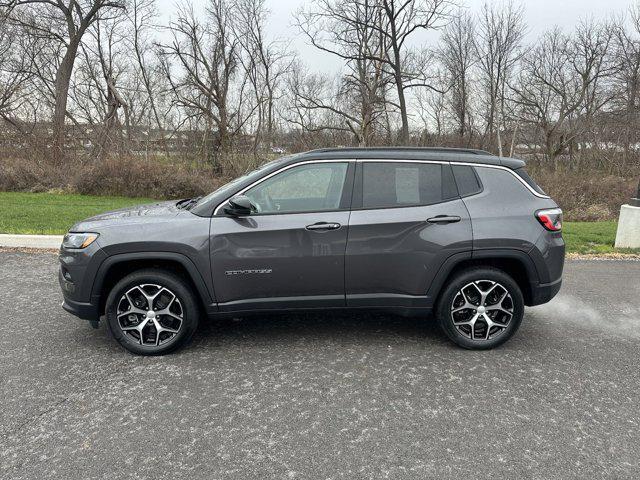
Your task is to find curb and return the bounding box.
[0,234,63,249]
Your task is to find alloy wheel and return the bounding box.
[450,280,514,341]
[116,284,184,346]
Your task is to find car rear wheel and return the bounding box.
[436,267,524,349]
[105,269,199,355]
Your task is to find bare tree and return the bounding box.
[364,0,455,144]
[234,0,290,152]
[295,0,390,145]
[610,4,640,168]
[161,0,241,165]
[69,6,155,160]
[474,1,525,154]
[439,9,475,142]
[1,0,126,161]
[511,22,614,167]
[88,12,131,158]
[0,16,31,120]
[415,71,447,145]
[126,0,170,153]
[287,64,381,145]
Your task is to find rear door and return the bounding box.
[345,160,472,307]
[210,160,354,311]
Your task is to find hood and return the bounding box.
[70,200,183,231]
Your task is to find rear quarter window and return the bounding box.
[451,165,483,197]
[513,167,546,195]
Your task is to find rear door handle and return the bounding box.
[306,222,341,231]
[427,215,461,224]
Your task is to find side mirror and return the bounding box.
[224,195,254,216]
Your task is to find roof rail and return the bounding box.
[303,146,493,156]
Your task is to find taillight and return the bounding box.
[536,208,563,231]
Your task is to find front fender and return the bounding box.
[90,251,216,315]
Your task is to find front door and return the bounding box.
[210,161,354,311]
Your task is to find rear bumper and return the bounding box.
[526,229,565,306]
[528,276,562,306]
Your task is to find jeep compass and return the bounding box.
[59,148,564,355]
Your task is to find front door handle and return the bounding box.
[306,222,341,231]
[427,215,461,224]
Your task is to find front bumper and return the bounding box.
[58,243,106,321]
[59,268,99,319]
[61,297,99,320]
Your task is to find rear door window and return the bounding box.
[361,162,456,209]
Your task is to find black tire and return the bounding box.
[105,269,199,355]
[436,267,524,350]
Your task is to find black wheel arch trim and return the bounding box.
[473,248,542,283]
[90,252,215,314]
[426,248,543,305]
[426,251,473,302]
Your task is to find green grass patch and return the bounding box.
[0,192,155,235]
[563,221,640,255]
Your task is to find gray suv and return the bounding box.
[59,148,564,355]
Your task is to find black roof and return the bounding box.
[298,147,526,169]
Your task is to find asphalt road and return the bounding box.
[1,252,639,480]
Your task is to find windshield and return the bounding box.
[192,157,289,208]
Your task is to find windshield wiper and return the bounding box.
[175,198,191,208]
[176,196,202,210]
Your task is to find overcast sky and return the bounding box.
[156,0,636,74]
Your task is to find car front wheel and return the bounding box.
[105,269,199,355]
[436,267,524,350]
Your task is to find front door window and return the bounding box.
[244,162,349,214]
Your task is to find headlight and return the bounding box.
[62,232,99,249]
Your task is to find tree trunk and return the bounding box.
[395,69,409,145]
[361,103,371,147]
[52,42,80,163]
[217,104,230,173]
[509,122,519,157]
[389,21,408,145]
[545,135,558,170]
[458,107,465,140]
[458,77,467,141]
[485,92,496,150]
[496,113,503,157]
[623,78,638,170]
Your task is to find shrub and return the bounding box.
[0,155,228,199]
[533,171,635,221]
[0,157,58,192]
[72,156,224,198]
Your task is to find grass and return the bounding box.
[563,221,640,255]
[0,192,155,235]
[0,192,638,255]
